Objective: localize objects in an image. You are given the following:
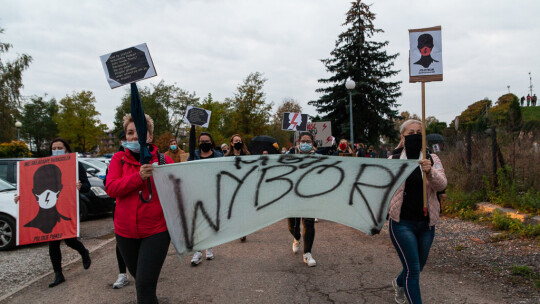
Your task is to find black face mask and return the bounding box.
[233,142,243,151]
[404,133,422,159]
[199,142,213,153]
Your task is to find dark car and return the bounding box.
[0,158,113,222]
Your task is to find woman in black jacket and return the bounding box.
[15,138,92,287]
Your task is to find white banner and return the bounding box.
[152,154,418,255]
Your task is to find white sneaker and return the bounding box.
[205,248,214,260]
[392,278,406,304]
[292,238,301,254]
[191,251,203,266]
[303,252,316,267]
[112,273,129,289]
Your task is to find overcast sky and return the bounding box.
[2,0,539,129]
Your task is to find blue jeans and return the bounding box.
[389,219,435,304]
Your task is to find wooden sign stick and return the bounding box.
[421,82,428,216]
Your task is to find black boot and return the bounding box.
[49,271,65,288]
[82,249,91,270]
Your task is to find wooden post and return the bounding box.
[421,82,428,216]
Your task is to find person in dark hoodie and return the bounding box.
[16,137,92,288]
[187,129,223,265]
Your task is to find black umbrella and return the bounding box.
[426,133,445,142]
[130,83,153,202]
[249,135,279,155]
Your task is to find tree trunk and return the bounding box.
[491,126,498,188]
[466,128,472,171]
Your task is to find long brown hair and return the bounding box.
[225,134,250,156]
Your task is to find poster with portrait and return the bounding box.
[17,154,79,246]
[409,26,443,82]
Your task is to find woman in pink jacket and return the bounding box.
[388,119,447,304]
[105,113,173,304]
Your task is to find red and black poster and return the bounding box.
[17,153,79,246]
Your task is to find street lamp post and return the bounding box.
[345,79,356,145]
[15,121,22,141]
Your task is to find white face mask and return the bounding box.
[52,149,65,156]
[35,189,60,209]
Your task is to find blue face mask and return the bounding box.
[170,145,177,151]
[299,143,312,152]
[122,141,140,153]
[52,149,65,156]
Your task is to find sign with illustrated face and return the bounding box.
[282,113,308,131]
[409,26,443,82]
[17,154,79,246]
[100,43,157,89]
[184,106,212,127]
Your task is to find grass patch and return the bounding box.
[511,265,540,289]
[521,106,540,122]
[492,210,540,239]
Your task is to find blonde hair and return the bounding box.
[399,119,422,135]
[123,113,154,136]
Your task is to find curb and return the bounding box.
[0,236,116,303]
[477,202,540,224]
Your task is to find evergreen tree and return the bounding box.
[308,0,401,144]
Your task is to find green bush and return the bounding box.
[485,166,540,215]
[0,141,32,158]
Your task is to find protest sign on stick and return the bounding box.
[409,25,443,216]
[100,43,157,89]
[282,113,308,131]
[294,121,333,147]
[17,154,79,246]
[184,106,212,128]
[100,43,157,201]
[152,155,418,255]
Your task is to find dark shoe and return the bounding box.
[49,272,65,288]
[82,249,91,270]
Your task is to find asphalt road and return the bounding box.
[2,216,534,304]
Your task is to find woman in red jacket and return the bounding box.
[105,113,173,304]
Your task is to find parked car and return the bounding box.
[0,157,113,224]
[0,178,17,251]
[79,158,108,179]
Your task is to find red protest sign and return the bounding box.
[17,153,79,246]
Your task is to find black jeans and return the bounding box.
[288,218,315,253]
[116,231,170,304]
[49,238,87,272]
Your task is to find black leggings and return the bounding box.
[116,231,170,304]
[288,218,315,254]
[112,205,127,273]
[49,238,87,272]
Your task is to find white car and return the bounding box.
[0,178,17,251]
